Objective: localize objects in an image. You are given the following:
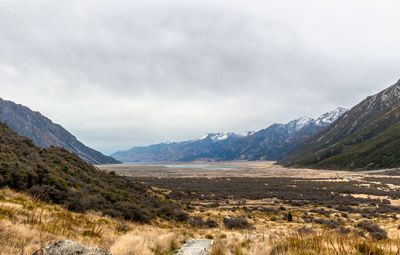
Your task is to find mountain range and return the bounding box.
[279,80,400,170]
[112,107,348,162]
[0,98,119,165]
[4,79,400,171]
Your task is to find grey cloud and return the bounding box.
[0,0,400,154]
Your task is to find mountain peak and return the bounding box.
[316,107,348,126]
[363,80,400,109]
[285,117,313,132]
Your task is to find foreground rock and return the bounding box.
[175,239,213,255]
[32,240,110,255]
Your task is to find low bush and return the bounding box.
[298,226,314,234]
[356,220,387,240]
[205,219,219,228]
[223,216,255,230]
[189,216,204,227]
[314,218,341,229]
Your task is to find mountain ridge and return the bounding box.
[279,80,400,170]
[0,98,120,165]
[112,107,347,163]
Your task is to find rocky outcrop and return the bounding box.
[0,98,119,164]
[32,240,110,255]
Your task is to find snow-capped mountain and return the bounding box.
[286,117,314,132]
[112,107,348,162]
[195,131,255,142]
[315,107,348,126]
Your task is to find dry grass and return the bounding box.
[1,187,400,255]
[110,229,181,255]
[0,188,186,255]
[209,231,400,255]
[98,161,349,178]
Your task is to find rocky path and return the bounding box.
[175,239,214,255]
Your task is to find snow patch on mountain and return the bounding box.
[283,117,313,134]
[316,107,348,126]
[194,131,254,142]
[281,107,348,134]
[239,131,255,137]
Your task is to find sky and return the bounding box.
[1,0,400,155]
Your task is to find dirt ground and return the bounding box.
[97,161,398,179]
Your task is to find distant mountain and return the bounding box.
[112,107,347,162]
[112,131,254,162]
[279,80,400,170]
[232,107,348,161]
[0,98,120,165]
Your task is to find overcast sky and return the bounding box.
[1,0,400,154]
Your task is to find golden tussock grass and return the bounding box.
[2,187,400,255]
[0,188,186,255]
[209,231,400,255]
[110,229,180,255]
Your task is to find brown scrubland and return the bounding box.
[2,168,400,255]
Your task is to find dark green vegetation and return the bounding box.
[0,122,185,222]
[280,80,400,170]
[135,176,397,242]
[133,176,400,219]
[0,97,119,164]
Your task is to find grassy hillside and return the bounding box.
[290,118,400,170]
[280,81,400,170]
[0,122,184,222]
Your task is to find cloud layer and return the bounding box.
[1,0,400,154]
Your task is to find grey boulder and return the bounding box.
[32,240,111,255]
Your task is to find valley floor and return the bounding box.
[97,161,360,178]
[2,162,400,254]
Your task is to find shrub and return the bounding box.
[314,218,341,229]
[189,216,204,227]
[356,220,387,240]
[174,210,189,222]
[287,212,293,222]
[223,216,255,230]
[205,219,219,228]
[205,234,214,240]
[337,226,351,235]
[282,212,293,222]
[298,226,314,234]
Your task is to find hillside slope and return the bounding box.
[0,121,183,222]
[0,98,119,164]
[112,108,347,162]
[279,80,400,170]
